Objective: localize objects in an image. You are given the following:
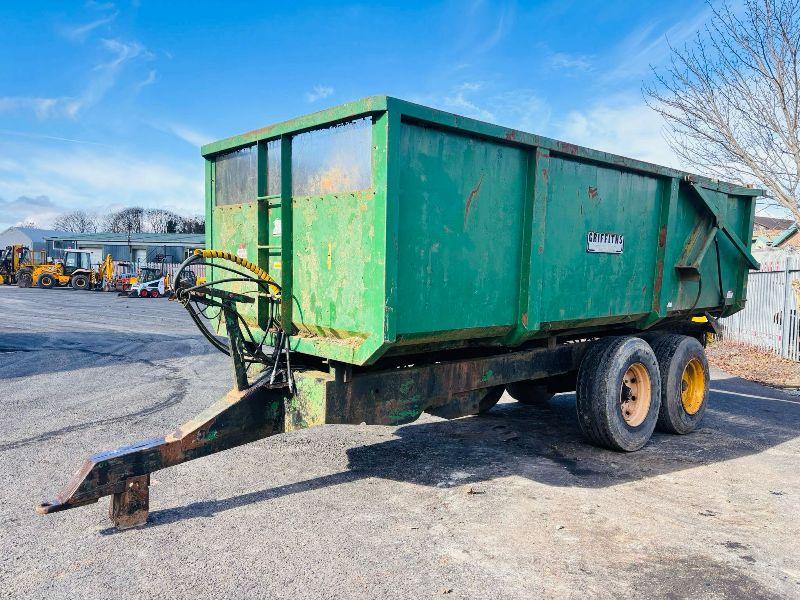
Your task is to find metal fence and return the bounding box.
[110,260,205,280]
[720,256,800,360]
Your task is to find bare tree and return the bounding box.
[143,208,183,233]
[103,207,145,234]
[645,0,800,222]
[52,210,98,233]
[178,215,205,234]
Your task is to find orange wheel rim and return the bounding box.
[620,363,651,427]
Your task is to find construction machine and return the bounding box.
[0,245,47,286]
[128,267,171,298]
[20,250,114,290]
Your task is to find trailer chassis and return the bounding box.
[36,295,588,529]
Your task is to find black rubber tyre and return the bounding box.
[576,336,661,452]
[150,289,160,298]
[506,380,554,405]
[649,334,709,434]
[16,270,32,288]
[477,385,505,414]
[39,274,55,289]
[71,274,90,290]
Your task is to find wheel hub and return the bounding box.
[680,357,705,415]
[620,363,651,427]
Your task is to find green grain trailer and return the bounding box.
[38,97,761,529]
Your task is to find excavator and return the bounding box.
[0,245,47,285]
[17,250,114,291]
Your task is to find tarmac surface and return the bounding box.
[1,286,798,599]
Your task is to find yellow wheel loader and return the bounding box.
[20,250,114,291]
[0,245,48,286]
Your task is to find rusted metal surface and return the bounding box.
[463,173,485,227]
[109,475,150,530]
[288,341,589,428]
[36,382,286,522]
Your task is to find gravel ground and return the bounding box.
[1,286,798,599]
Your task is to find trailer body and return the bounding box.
[202,96,759,366]
[37,97,761,530]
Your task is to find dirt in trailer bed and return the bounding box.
[1,286,799,599]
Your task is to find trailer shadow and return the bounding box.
[138,374,800,532]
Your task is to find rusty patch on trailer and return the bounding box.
[557,142,580,155]
[652,259,664,310]
[658,225,667,247]
[505,129,517,141]
[521,312,528,327]
[463,173,485,227]
[588,186,598,199]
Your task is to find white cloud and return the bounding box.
[0,195,64,230]
[0,37,153,120]
[305,85,334,103]
[452,1,515,56]
[0,141,204,229]
[60,11,119,42]
[134,69,157,92]
[473,2,514,54]
[557,99,681,169]
[423,84,676,168]
[156,122,214,147]
[548,52,592,72]
[603,9,712,83]
[0,96,82,120]
[443,82,496,121]
[428,83,551,132]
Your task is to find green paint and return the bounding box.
[203,96,760,367]
[481,369,494,382]
[398,380,413,396]
[388,407,422,425]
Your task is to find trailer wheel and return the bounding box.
[71,274,90,290]
[650,334,709,434]
[576,336,661,451]
[477,386,505,413]
[39,274,55,289]
[506,381,553,405]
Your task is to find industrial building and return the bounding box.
[43,232,205,265]
[0,227,71,254]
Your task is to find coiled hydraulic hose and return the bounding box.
[172,248,284,365]
[192,249,280,296]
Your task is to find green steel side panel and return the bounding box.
[538,155,664,326]
[394,122,527,337]
[662,185,756,315]
[291,191,380,338]
[211,202,260,326]
[201,96,762,366]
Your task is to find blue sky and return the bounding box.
[0,0,719,229]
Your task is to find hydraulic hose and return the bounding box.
[193,249,280,295]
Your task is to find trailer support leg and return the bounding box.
[36,383,286,527]
[109,474,150,529]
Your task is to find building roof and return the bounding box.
[771,224,798,247]
[1,226,72,241]
[43,232,205,246]
[754,216,794,231]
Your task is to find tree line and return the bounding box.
[51,208,205,234]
